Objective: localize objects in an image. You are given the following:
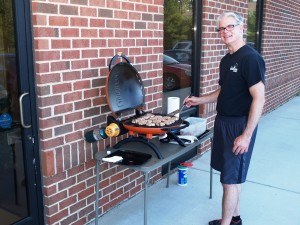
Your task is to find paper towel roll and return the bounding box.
[167,97,180,116]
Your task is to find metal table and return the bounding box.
[94,129,214,225]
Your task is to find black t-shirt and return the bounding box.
[216,45,265,116]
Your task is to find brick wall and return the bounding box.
[262,0,300,112]
[31,0,164,224]
[31,0,300,224]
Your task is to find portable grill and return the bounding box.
[103,53,190,159]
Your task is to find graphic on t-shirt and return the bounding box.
[230,63,238,73]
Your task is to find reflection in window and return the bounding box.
[247,0,258,49]
[163,0,193,114]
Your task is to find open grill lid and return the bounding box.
[106,53,145,114]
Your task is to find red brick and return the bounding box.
[71,59,89,70]
[61,28,80,37]
[52,39,71,49]
[45,190,68,206]
[83,88,99,98]
[60,5,79,15]
[77,169,94,183]
[32,15,47,25]
[71,17,88,27]
[73,39,90,48]
[60,213,78,225]
[34,27,58,38]
[106,19,121,28]
[89,0,106,7]
[74,99,92,111]
[65,131,83,143]
[90,18,105,27]
[65,111,83,123]
[32,2,58,14]
[45,204,59,216]
[46,208,68,224]
[63,71,81,81]
[41,150,55,176]
[69,182,86,196]
[34,39,49,50]
[59,195,77,210]
[35,62,50,73]
[70,199,87,214]
[78,186,94,200]
[74,119,90,130]
[52,83,72,94]
[39,95,62,107]
[55,147,64,173]
[54,103,74,115]
[40,137,65,150]
[54,124,73,136]
[64,91,83,103]
[71,0,88,5]
[80,7,97,17]
[49,16,69,26]
[51,61,70,71]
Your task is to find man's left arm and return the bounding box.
[233,81,265,155]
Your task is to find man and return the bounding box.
[184,12,265,225]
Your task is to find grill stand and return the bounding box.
[113,131,187,160]
[113,136,164,159]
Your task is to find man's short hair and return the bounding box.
[216,11,244,27]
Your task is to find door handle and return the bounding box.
[19,92,32,128]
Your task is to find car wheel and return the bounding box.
[163,73,179,91]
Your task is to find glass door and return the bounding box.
[0,1,43,225]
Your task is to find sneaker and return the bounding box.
[208,219,242,225]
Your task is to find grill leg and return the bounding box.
[95,160,100,224]
[144,172,149,225]
[210,137,213,199]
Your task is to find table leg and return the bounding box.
[209,137,213,199]
[210,166,213,199]
[166,161,171,188]
[95,160,100,225]
[144,172,149,225]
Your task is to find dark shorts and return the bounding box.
[211,114,258,184]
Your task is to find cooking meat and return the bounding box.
[131,113,178,126]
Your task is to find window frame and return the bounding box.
[255,0,264,53]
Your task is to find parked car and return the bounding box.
[167,41,192,64]
[163,54,191,91]
[164,49,192,64]
[172,41,192,51]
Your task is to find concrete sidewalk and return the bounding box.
[93,96,300,225]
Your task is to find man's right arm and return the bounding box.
[184,88,220,107]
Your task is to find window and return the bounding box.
[247,0,264,52]
[162,0,194,115]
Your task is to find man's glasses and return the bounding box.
[216,24,240,33]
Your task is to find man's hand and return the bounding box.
[233,134,251,155]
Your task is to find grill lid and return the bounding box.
[106,53,145,114]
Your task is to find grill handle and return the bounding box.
[109,52,131,72]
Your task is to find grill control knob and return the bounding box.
[84,127,107,142]
[105,123,120,137]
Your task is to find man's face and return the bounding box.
[218,16,243,45]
